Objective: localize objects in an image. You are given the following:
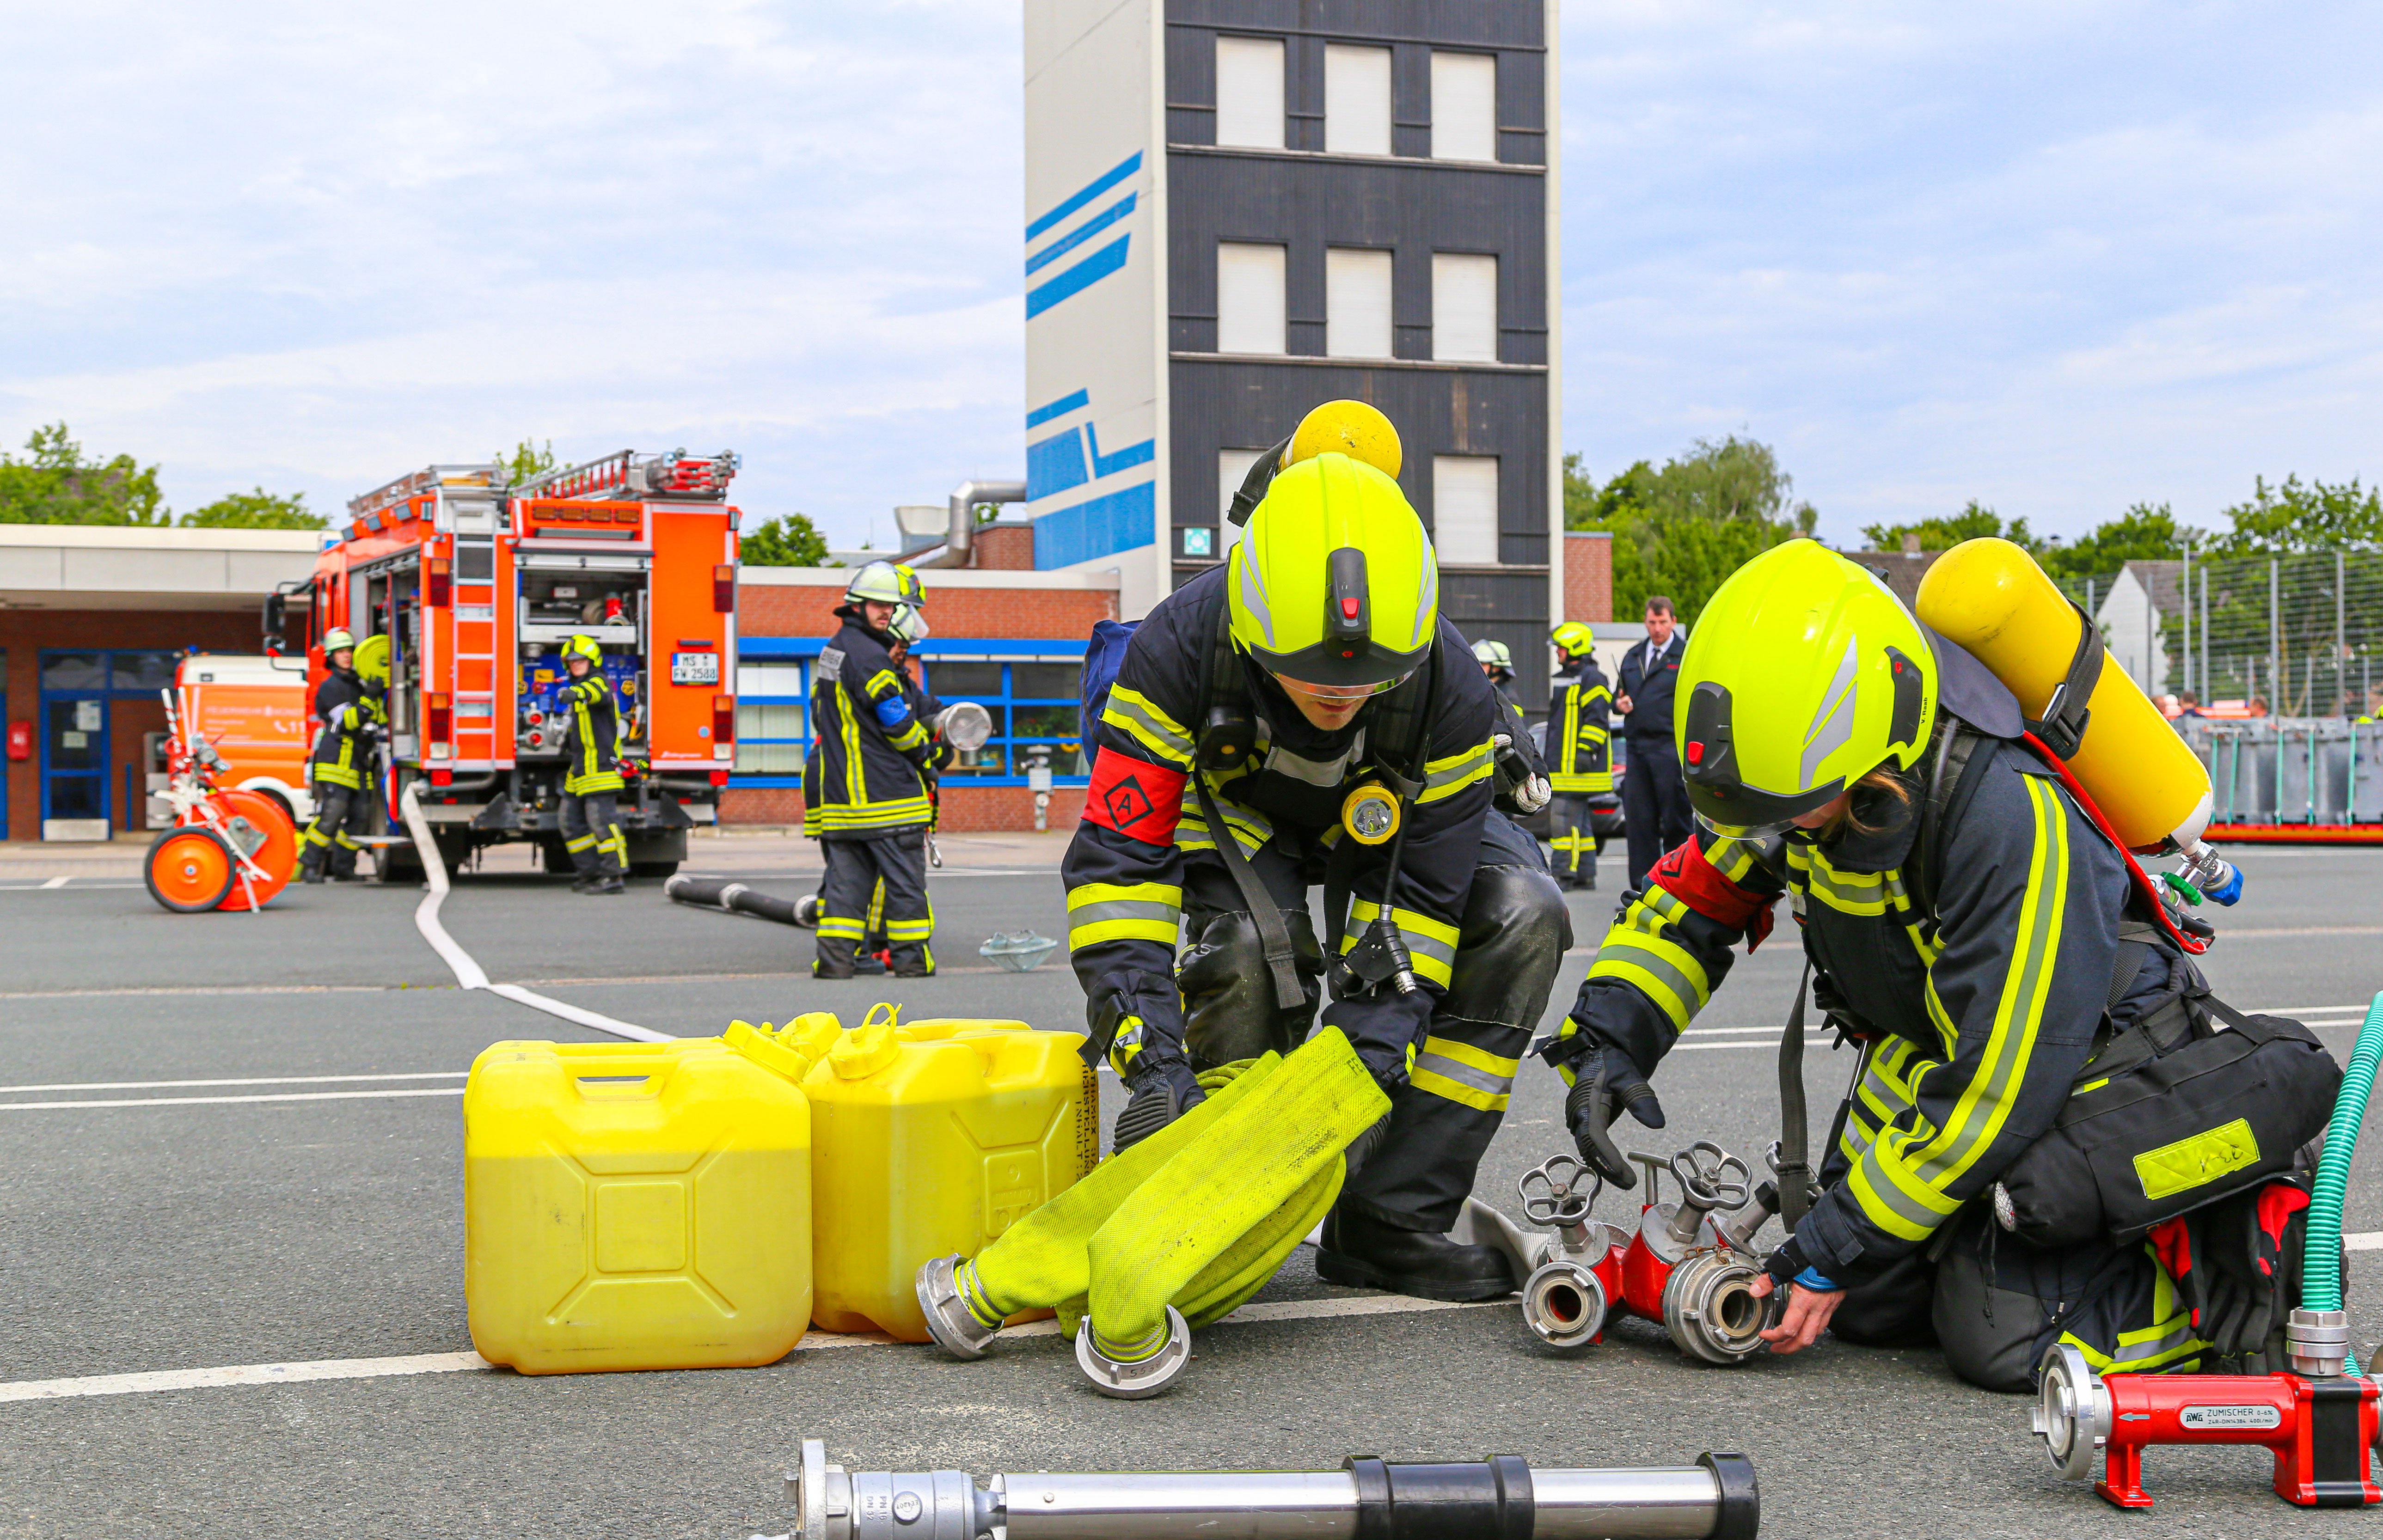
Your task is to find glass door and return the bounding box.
[40,648,111,837]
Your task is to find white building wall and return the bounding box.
[1024,0,1170,615]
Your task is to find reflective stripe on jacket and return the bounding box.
[1548,663,1613,794]
[561,674,624,795]
[802,614,933,836]
[309,669,381,791]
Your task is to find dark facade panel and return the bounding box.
[1166,151,1546,365]
[1169,7,1545,166]
[1167,0,1543,52]
[1168,357,1548,567]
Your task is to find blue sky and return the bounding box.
[2,1,2377,550]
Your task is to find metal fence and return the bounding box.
[2050,550,2383,718]
[2178,718,2383,826]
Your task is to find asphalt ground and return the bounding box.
[3,843,2381,1538]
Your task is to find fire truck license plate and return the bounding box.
[672,652,720,685]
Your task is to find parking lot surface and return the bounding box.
[3,837,2379,1538]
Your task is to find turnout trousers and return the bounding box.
[815,828,933,977]
[1620,737,1693,889]
[1548,794,1603,890]
[298,783,372,879]
[1173,811,1571,1234]
[560,790,626,879]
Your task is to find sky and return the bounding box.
[1,1,2377,550]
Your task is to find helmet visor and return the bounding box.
[1270,666,1416,702]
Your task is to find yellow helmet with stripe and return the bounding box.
[1228,453,1437,688]
[562,633,604,668]
[1550,621,1595,658]
[1677,539,1937,830]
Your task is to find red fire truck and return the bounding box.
[276,449,741,879]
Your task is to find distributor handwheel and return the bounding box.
[145,826,236,913]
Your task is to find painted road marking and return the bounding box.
[0,1295,1507,1404]
[0,1070,468,1096]
[39,876,71,890]
[0,1088,464,1112]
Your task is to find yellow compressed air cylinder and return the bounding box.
[1286,400,1402,478]
[1916,538,2212,852]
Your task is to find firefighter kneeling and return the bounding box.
[1066,431,1570,1301]
[1544,540,2336,1389]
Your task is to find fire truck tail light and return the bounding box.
[710,770,730,787]
[714,563,735,612]
[427,556,451,607]
[428,692,452,743]
[430,769,453,787]
[713,694,735,746]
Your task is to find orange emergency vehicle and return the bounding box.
[165,654,316,828]
[281,449,741,879]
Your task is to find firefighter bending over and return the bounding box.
[1065,443,1570,1302]
[804,562,947,978]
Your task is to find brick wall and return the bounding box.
[719,784,1088,833]
[1,607,266,840]
[1563,532,1613,624]
[972,525,1035,570]
[738,581,1118,642]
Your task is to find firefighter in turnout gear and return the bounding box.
[1065,446,1572,1302]
[556,634,628,894]
[804,564,944,978]
[299,627,383,882]
[1543,539,2313,1390]
[1547,621,1613,891]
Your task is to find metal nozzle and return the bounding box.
[787,1439,1759,1540]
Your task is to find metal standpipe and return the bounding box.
[789,1439,1759,1540]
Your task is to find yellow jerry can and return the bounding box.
[464,1037,812,1375]
[806,1013,1095,1339]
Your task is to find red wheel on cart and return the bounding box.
[145,826,236,913]
[212,788,296,911]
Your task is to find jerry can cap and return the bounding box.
[723,1019,814,1085]
[830,1019,903,1080]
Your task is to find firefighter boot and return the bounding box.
[1316,1207,1519,1302]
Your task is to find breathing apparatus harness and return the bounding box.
[1211,443,1455,1008]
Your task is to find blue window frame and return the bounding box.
[37,648,182,831]
[731,637,1091,790]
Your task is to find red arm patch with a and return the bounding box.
[1648,835,1775,944]
[1083,748,1187,848]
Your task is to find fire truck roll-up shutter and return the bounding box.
[648,505,738,770]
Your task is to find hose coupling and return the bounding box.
[2288,1307,2352,1379]
[1522,1256,1610,1350]
[914,1255,1001,1361]
[1075,1306,1192,1399]
[1661,1250,1770,1365]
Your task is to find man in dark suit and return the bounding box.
[1616,595,1691,888]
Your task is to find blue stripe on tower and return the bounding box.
[1026,236,1129,320]
[1025,151,1143,242]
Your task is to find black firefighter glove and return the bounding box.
[1537,1017,1665,1188]
[1114,1052,1205,1153]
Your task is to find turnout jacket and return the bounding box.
[1548,659,1613,794]
[1064,566,1500,1080]
[559,668,624,796]
[803,609,935,837]
[1562,638,2138,1286]
[309,668,383,791]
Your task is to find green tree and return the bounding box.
[496,438,560,487]
[741,512,831,567]
[1860,501,2037,556]
[1568,437,1814,627]
[2039,502,2204,580]
[179,488,326,530]
[0,422,168,525]
[2212,475,2383,553]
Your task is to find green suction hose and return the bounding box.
[2303,989,2383,1377]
